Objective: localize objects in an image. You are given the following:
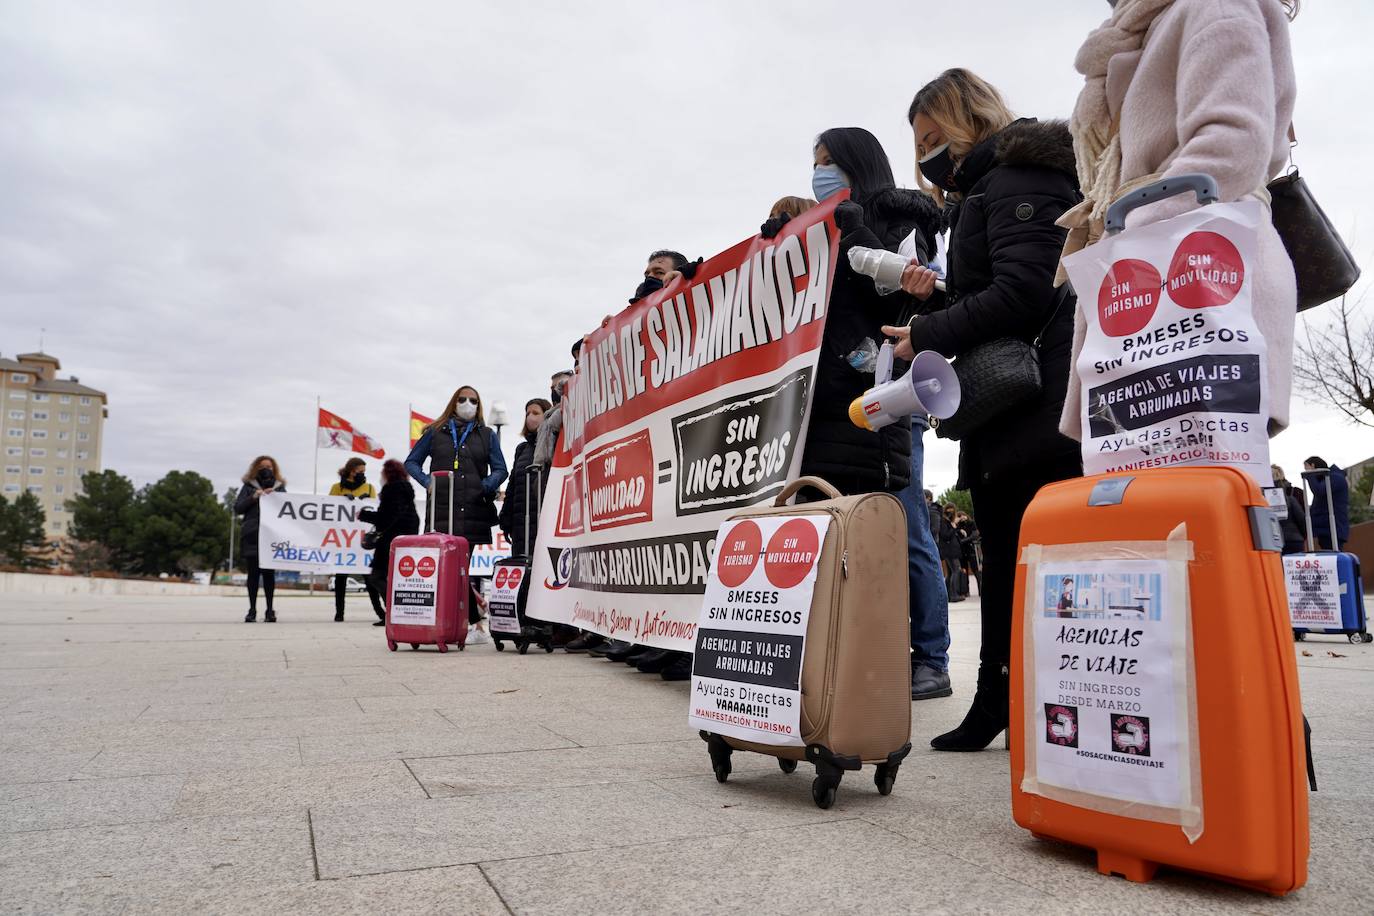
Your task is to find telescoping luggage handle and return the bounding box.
[1300,467,1339,552]
[1104,173,1220,236]
[523,463,543,561]
[428,470,455,536]
[776,476,842,506]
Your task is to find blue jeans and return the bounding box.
[898,417,950,671]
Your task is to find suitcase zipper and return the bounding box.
[809,508,847,740]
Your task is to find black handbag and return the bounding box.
[361,528,379,551]
[1267,167,1360,312]
[935,285,1071,442]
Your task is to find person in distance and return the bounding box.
[1303,456,1349,551]
[234,455,286,623]
[405,385,509,643]
[499,398,552,560]
[358,459,420,625]
[328,457,384,623]
[883,69,1082,751]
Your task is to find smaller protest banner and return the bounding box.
[488,564,524,635]
[469,531,512,578]
[258,492,377,574]
[688,514,829,747]
[1283,554,1343,628]
[1029,558,1192,811]
[389,546,439,627]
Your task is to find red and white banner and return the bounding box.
[318,407,386,459]
[526,197,841,651]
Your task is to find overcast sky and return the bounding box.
[1,0,1369,502]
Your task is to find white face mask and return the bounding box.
[455,402,477,421]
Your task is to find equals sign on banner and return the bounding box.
[657,459,672,485]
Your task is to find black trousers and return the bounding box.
[335,573,383,615]
[246,559,275,610]
[969,454,1081,670]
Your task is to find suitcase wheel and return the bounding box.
[411,643,420,651]
[713,762,731,783]
[494,639,505,652]
[811,779,837,810]
[702,732,733,783]
[543,642,554,653]
[387,640,397,652]
[874,764,897,797]
[517,641,529,655]
[1365,634,1373,644]
[438,641,449,654]
[1350,632,1373,645]
[1293,630,1306,642]
[778,758,797,775]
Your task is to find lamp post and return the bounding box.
[489,401,509,441]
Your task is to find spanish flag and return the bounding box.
[409,407,435,448]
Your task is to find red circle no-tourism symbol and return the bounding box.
[416,556,437,578]
[716,519,762,588]
[764,518,820,589]
[397,555,416,577]
[1167,231,1244,309]
[1097,258,1161,337]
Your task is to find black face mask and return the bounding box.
[256,468,275,486]
[550,386,562,405]
[631,276,663,303]
[918,143,958,192]
[350,473,365,486]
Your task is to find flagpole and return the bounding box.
[313,395,320,494]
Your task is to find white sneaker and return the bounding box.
[467,628,490,646]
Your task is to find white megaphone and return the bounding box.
[849,349,961,430]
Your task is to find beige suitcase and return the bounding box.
[699,476,912,808]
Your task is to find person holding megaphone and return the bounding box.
[882,69,1082,752]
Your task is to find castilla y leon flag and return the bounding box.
[409,408,434,448]
[318,407,385,458]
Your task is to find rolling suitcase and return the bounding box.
[694,476,912,810]
[1010,467,1308,895]
[1289,467,1370,644]
[385,470,469,653]
[491,464,553,654]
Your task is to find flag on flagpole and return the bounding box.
[409,408,435,448]
[318,407,385,458]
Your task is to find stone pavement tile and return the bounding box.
[0,811,312,892]
[172,758,425,817]
[0,700,153,728]
[79,736,301,778]
[533,708,701,747]
[407,739,777,798]
[0,774,185,833]
[481,818,1045,916]
[139,696,365,722]
[299,721,573,766]
[310,780,730,879]
[650,767,892,831]
[0,747,102,785]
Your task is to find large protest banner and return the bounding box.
[259,492,378,574]
[526,197,841,651]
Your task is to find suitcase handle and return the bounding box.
[1104,173,1220,236]
[429,470,454,535]
[1300,468,1339,551]
[775,476,842,505]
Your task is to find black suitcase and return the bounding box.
[492,464,553,654]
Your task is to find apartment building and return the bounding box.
[0,352,108,538]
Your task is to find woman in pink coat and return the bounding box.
[1059,0,1299,440]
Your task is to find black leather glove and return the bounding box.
[759,212,792,239]
[678,257,704,281]
[834,200,865,233]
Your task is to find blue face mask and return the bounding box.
[812,163,849,201]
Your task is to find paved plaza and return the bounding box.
[1,591,1371,914]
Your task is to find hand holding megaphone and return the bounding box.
[849,349,961,431]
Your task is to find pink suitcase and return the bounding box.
[385,470,469,653]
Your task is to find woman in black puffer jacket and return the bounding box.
[498,398,552,559]
[770,126,943,496]
[359,459,420,626]
[885,69,1082,752]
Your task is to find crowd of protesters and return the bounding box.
[235,0,1306,753]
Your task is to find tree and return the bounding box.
[67,469,138,571]
[1351,464,1374,527]
[60,539,113,576]
[937,487,975,519]
[126,471,230,577]
[1294,294,1373,427]
[0,491,49,568]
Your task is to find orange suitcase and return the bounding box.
[1010,467,1308,895]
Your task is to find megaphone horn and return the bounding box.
[848,350,961,431]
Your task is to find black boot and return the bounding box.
[931,663,1007,752]
[244,609,256,623]
[334,611,345,622]
[264,609,277,623]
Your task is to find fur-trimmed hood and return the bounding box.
[995,119,1077,178]
[861,186,946,251]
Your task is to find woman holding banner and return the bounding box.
[234,455,286,623]
[328,457,383,623]
[883,70,1082,751]
[359,459,419,625]
[405,385,509,639]
[499,397,552,559]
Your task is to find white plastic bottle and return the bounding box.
[847,246,910,295]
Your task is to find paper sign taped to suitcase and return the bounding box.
[1061,201,1272,487]
[526,198,842,651]
[1030,558,1193,810]
[488,564,524,635]
[687,514,830,746]
[1283,555,1343,627]
[389,546,440,627]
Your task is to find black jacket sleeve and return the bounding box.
[911,166,1074,357]
[233,483,255,515]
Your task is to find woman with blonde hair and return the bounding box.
[883,68,1082,751]
[1058,0,1299,441]
[404,385,508,639]
[234,455,286,623]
